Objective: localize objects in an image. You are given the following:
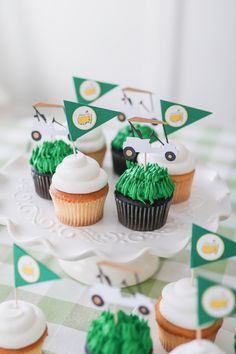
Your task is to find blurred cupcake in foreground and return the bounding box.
[30,140,73,200]
[155,278,223,352]
[75,127,106,166]
[0,300,47,353]
[86,310,153,354]
[169,339,226,354]
[111,124,158,175]
[114,163,175,231]
[138,142,196,204]
[50,152,109,226]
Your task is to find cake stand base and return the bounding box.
[59,254,160,287]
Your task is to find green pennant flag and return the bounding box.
[64,100,121,141]
[13,244,60,288]
[197,275,236,326]
[73,77,118,104]
[160,100,212,135]
[191,224,236,268]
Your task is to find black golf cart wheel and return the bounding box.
[123,147,136,160]
[91,294,104,307]
[117,113,126,122]
[165,151,176,162]
[31,131,42,141]
[138,305,150,316]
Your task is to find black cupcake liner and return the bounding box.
[114,191,173,231]
[31,168,52,200]
[111,148,127,175]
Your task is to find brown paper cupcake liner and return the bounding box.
[0,328,48,354]
[31,168,52,200]
[155,299,223,352]
[171,169,195,204]
[114,191,173,231]
[85,145,107,167]
[50,185,108,227]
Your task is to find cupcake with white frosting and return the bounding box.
[75,127,106,166]
[138,142,196,204]
[155,278,223,352]
[170,339,226,353]
[0,300,47,353]
[50,152,109,226]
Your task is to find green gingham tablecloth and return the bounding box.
[0,116,235,354]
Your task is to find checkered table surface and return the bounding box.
[0,116,235,353]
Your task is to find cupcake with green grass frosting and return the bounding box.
[30,140,73,200]
[86,310,152,354]
[115,163,175,231]
[111,124,158,175]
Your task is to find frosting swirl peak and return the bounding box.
[170,339,226,353]
[52,152,108,194]
[0,300,46,349]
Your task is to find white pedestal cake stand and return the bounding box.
[0,153,231,286]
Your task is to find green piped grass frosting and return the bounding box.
[86,310,152,354]
[30,140,73,174]
[111,124,158,151]
[116,163,175,204]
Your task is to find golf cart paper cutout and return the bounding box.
[73,76,118,105]
[197,275,236,326]
[160,100,212,135]
[89,261,153,316]
[123,117,178,162]
[191,224,236,268]
[118,87,155,123]
[13,244,60,288]
[31,102,68,142]
[64,100,121,141]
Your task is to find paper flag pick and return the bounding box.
[191,224,236,268]
[160,100,212,135]
[13,244,60,288]
[73,77,118,104]
[197,275,236,326]
[64,100,121,141]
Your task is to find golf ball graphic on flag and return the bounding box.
[202,285,235,318]
[72,106,97,131]
[165,105,188,127]
[79,80,101,101]
[18,255,40,283]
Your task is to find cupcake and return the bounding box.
[155,278,223,352]
[114,163,175,231]
[169,339,226,353]
[111,124,158,175]
[75,127,106,166]
[50,152,109,226]
[138,142,195,204]
[30,140,73,200]
[0,300,47,353]
[86,310,153,354]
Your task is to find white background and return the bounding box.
[0,0,235,123]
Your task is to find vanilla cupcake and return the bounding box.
[75,127,106,166]
[170,339,226,353]
[0,300,47,353]
[50,152,109,226]
[138,142,195,204]
[155,278,223,352]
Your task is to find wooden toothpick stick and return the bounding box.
[196,328,202,340]
[144,152,147,172]
[14,288,18,309]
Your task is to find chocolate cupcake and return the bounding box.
[114,163,175,231]
[86,310,153,354]
[111,124,158,175]
[29,140,73,200]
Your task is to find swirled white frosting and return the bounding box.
[138,142,195,175]
[159,278,213,330]
[170,339,226,354]
[0,300,46,349]
[75,127,106,153]
[52,152,108,194]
